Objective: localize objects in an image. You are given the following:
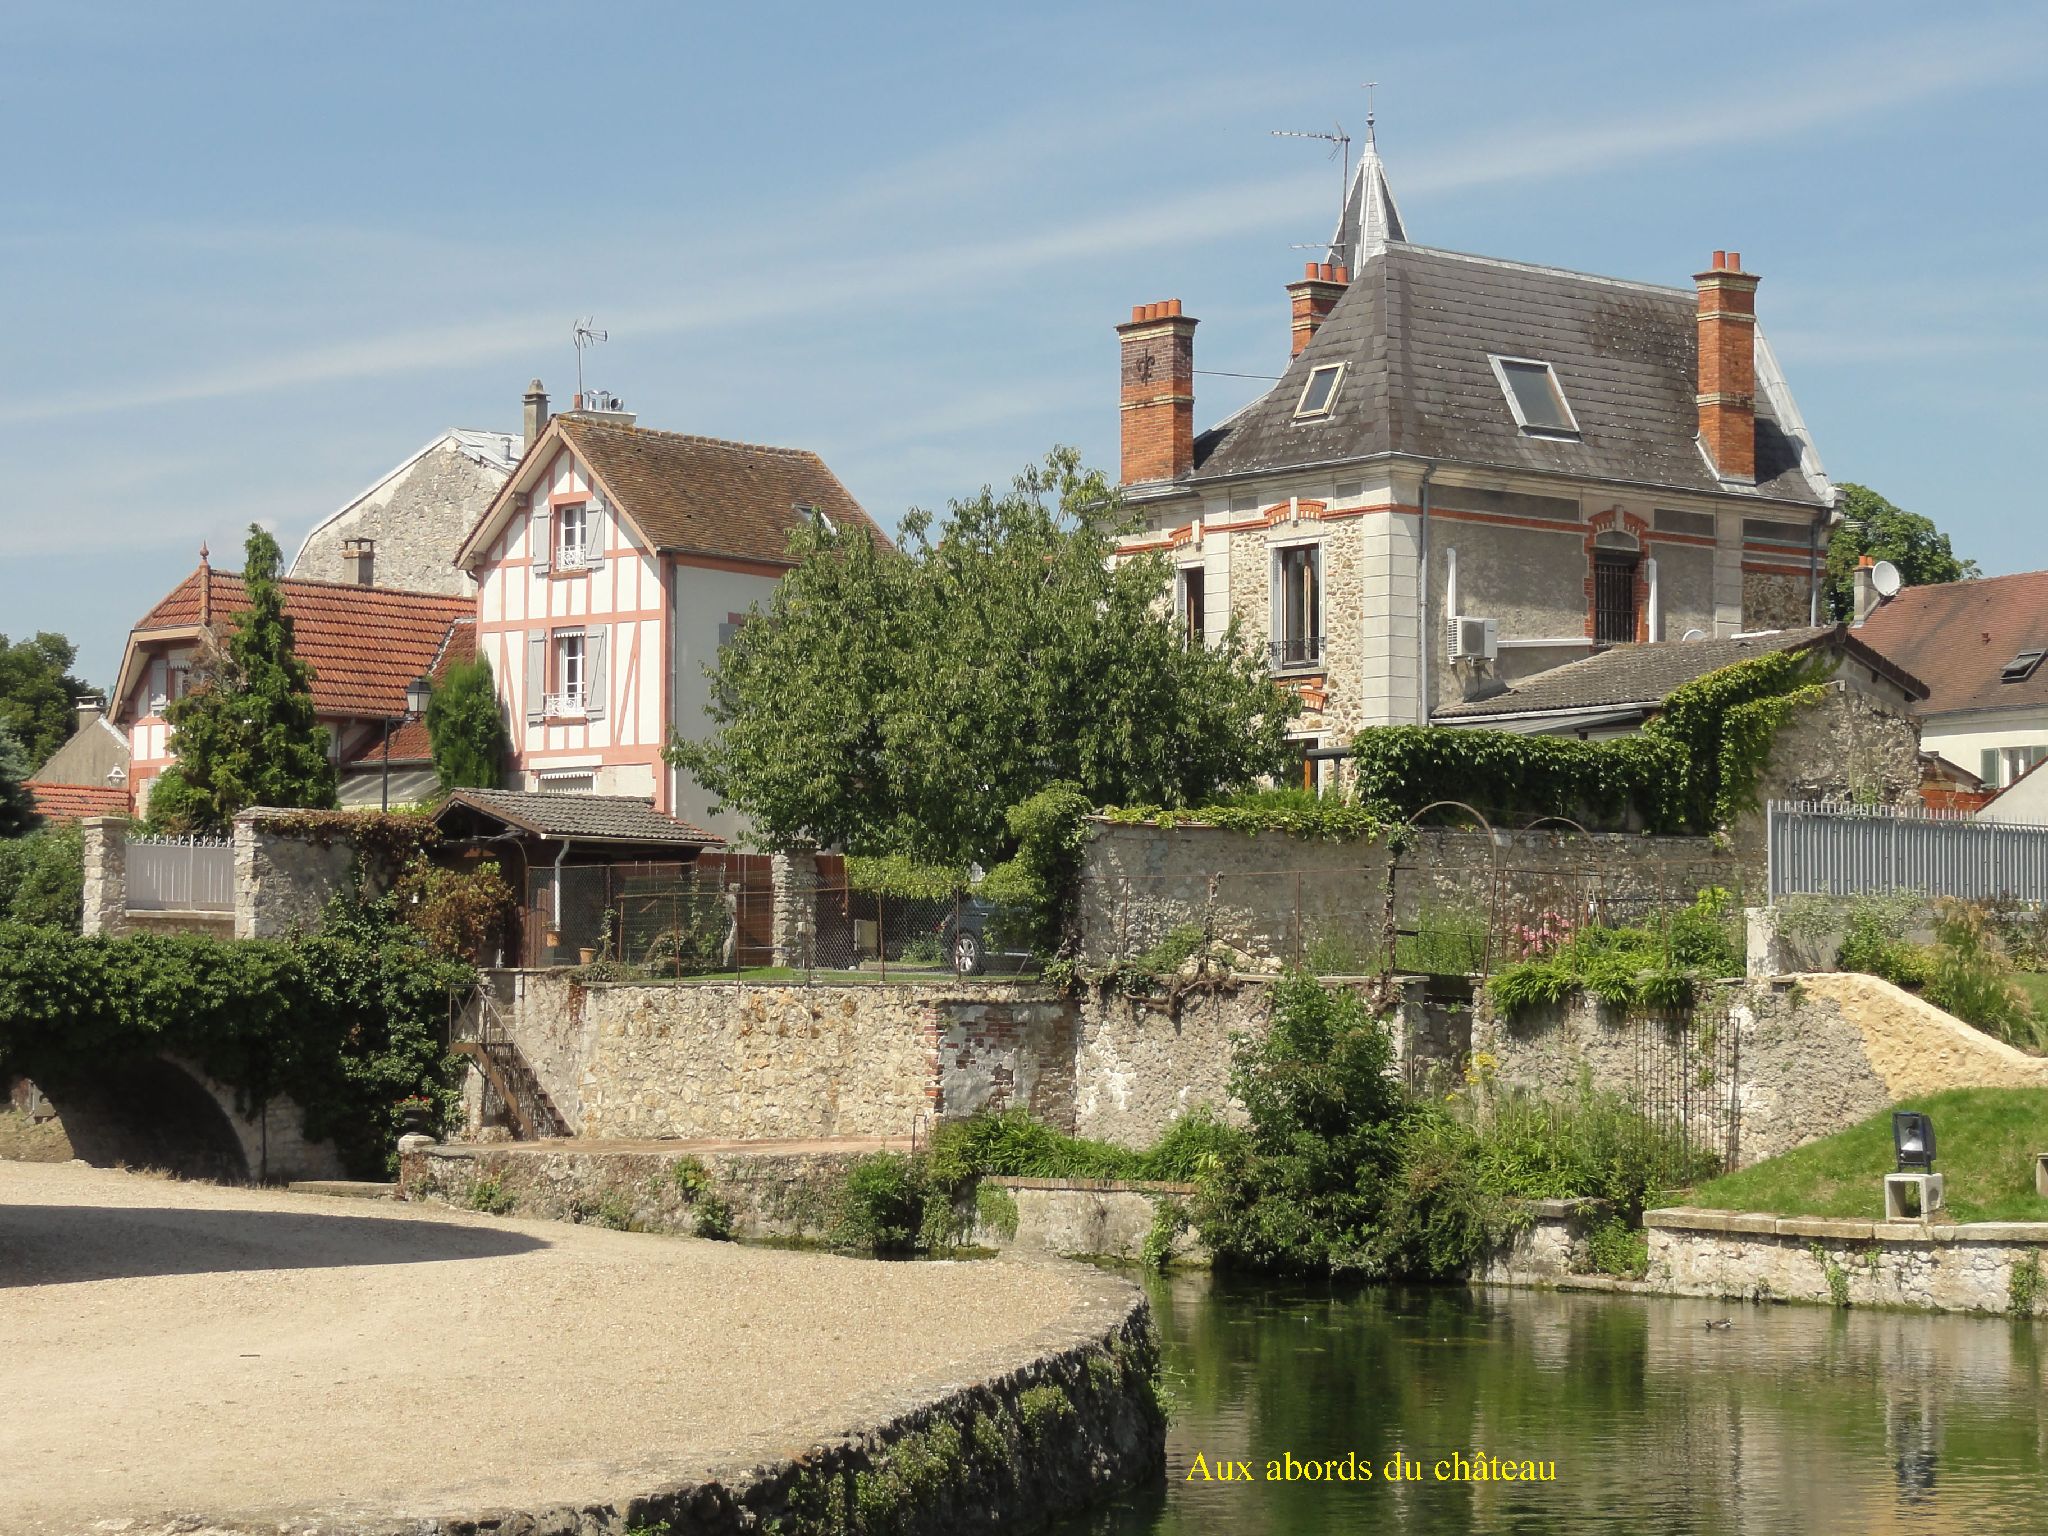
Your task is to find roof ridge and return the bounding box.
[1391,242,1692,299]
[560,416,825,460]
[270,574,474,605]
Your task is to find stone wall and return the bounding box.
[1077,819,1741,970]
[79,816,126,937]
[289,437,506,596]
[232,810,362,940]
[1477,1198,1611,1286]
[1645,1207,2048,1316]
[971,1177,1204,1266]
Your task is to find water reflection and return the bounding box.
[1057,1273,2046,1536]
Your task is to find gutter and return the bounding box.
[1416,461,1437,724]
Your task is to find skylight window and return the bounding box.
[1294,363,1345,420]
[1490,356,1579,436]
[2001,649,2046,683]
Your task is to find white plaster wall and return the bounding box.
[1921,710,2048,791]
[669,561,780,836]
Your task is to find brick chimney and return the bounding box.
[341,537,376,587]
[1117,300,1198,485]
[522,378,549,451]
[1695,250,1759,482]
[1286,262,1348,357]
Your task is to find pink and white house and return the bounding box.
[454,391,884,835]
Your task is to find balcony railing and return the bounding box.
[542,692,588,719]
[1269,634,1324,672]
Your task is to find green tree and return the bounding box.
[0,632,94,767]
[0,822,83,928]
[670,448,1296,866]
[1824,482,1977,621]
[424,653,509,790]
[0,725,38,838]
[147,525,336,832]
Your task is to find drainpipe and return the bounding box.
[551,837,568,928]
[1416,462,1437,725]
[1808,514,1823,626]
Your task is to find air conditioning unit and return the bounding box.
[1449,616,1499,661]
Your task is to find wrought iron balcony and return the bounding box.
[542,692,589,719]
[1269,634,1324,672]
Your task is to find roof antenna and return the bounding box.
[1271,121,1352,251]
[572,317,607,400]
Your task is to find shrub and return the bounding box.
[0,821,83,929]
[1587,1220,1650,1278]
[391,857,519,964]
[832,1152,924,1254]
[1924,901,2044,1051]
[670,1155,710,1200]
[464,1175,516,1216]
[693,1193,735,1241]
[1486,889,1740,1017]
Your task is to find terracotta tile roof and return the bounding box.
[1854,572,2048,718]
[436,789,722,846]
[26,782,131,821]
[556,417,889,565]
[339,618,475,765]
[133,567,474,719]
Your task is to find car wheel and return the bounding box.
[954,931,985,976]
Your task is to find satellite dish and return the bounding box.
[1681,628,1707,641]
[1871,560,1903,598]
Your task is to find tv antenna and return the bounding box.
[572,317,608,398]
[1271,122,1351,261]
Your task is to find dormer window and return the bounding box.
[1490,356,1579,436]
[2002,649,2046,683]
[1294,363,1345,420]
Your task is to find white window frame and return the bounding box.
[1488,355,1581,436]
[556,503,593,569]
[1293,362,1346,421]
[548,630,588,716]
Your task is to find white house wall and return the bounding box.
[476,446,668,806]
[1922,710,2048,792]
[668,561,781,837]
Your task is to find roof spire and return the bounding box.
[1331,93,1405,269]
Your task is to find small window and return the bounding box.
[2001,650,2045,683]
[1294,363,1345,419]
[1272,545,1322,670]
[552,632,587,711]
[1490,356,1579,435]
[557,504,590,567]
[1176,566,1206,647]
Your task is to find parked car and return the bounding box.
[937,897,1035,975]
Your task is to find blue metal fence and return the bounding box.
[1767,800,2048,903]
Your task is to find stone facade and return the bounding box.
[290,435,513,596]
[231,809,369,940]
[1645,1208,2048,1316]
[79,815,127,937]
[771,848,820,967]
[1477,1198,1612,1286]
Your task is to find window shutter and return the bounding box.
[531,503,551,574]
[1982,749,2002,787]
[526,633,546,723]
[587,498,606,561]
[585,628,608,719]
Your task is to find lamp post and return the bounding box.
[380,674,435,811]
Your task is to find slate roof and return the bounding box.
[549,417,888,566]
[1433,626,1924,722]
[435,789,722,847]
[1190,243,1825,507]
[129,567,474,719]
[1855,571,2048,718]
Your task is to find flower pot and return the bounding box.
[400,1106,436,1138]
[578,947,597,965]
[544,930,561,948]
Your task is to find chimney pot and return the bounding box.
[1712,249,1726,269]
[1852,557,1880,625]
[341,537,376,588]
[522,379,549,451]
[1728,251,1741,271]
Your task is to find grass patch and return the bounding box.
[1693,1087,2048,1223]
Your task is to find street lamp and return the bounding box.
[1893,1111,1936,1174]
[380,674,435,811]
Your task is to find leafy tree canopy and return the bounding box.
[425,652,509,790]
[0,631,95,767]
[669,449,1298,866]
[147,525,336,833]
[0,725,38,838]
[0,822,82,928]
[1824,482,1977,621]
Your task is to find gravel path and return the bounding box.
[0,1161,1093,1532]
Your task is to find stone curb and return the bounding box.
[986,1177,1198,1195]
[1646,1207,2048,1245]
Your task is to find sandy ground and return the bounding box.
[0,1161,1092,1533]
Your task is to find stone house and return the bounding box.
[1852,567,2048,794]
[288,427,523,596]
[453,398,887,835]
[24,698,131,822]
[1112,138,1835,785]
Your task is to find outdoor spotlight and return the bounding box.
[1893,1111,1937,1173]
[406,674,433,717]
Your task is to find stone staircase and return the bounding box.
[451,986,569,1140]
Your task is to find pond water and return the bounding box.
[1055,1274,2046,1536]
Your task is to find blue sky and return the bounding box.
[4,1,2045,687]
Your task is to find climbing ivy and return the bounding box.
[0,896,471,1177]
[1100,789,1391,843]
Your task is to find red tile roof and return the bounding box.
[26,782,131,821]
[1856,572,2048,718]
[133,567,474,719]
[340,618,475,764]
[553,417,889,566]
